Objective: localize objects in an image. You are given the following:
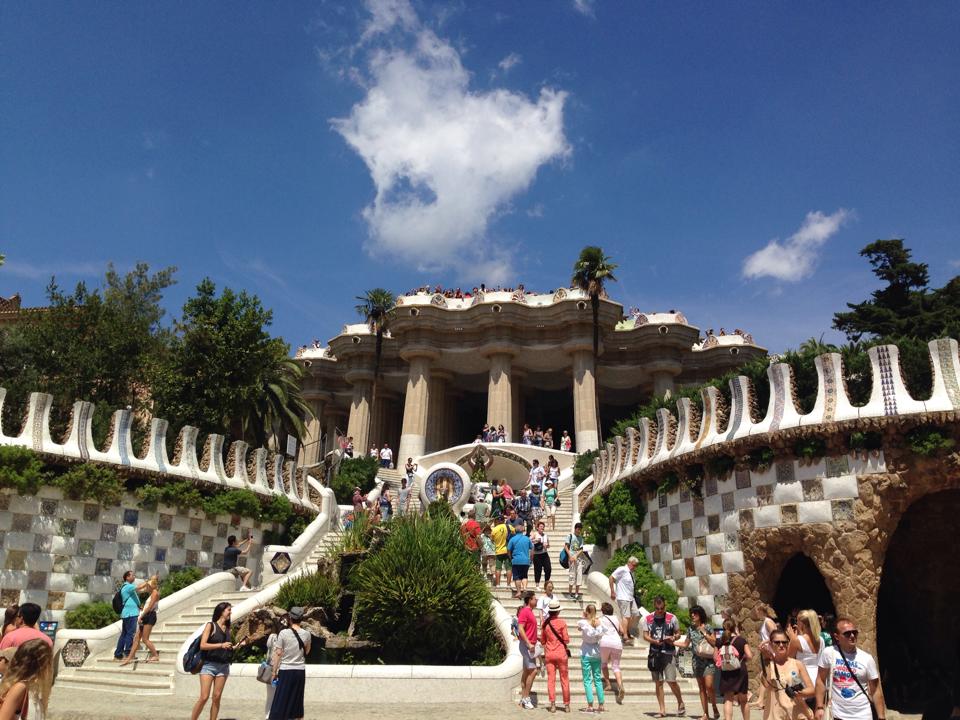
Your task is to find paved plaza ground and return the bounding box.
[46,687,921,720]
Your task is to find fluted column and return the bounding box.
[300,396,326,466]
[324,410,346,455]
[486,352,514,442]
[346,371,374,455]
[427,370,452,453]
[398,351,436,461]
[572,349,599,452]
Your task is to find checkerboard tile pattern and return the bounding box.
[607,453,886,623]
[0,487,276,621]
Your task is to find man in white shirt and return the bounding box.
[609,556,640,644]
[815,617,886,720]
[379,443,393,468]
[528,459,545,492]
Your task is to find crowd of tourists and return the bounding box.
[475,424,573,451]
[403,283,579,299]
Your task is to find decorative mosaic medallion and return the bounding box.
[270,552,292,574]
[423,468,465,504]
[61,639,90,667]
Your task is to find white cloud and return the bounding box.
[331,0,569,280]
[742,209,853,282]
[526,203,545,218]
[573,0,596,18]
[498,52,522,73]
[949,259,960,269]
[2,259,103,280]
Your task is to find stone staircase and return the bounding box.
[488,482,699,710]
[376,467,421,515]
[55,528,344,695]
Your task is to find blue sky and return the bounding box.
[2,0,958,353]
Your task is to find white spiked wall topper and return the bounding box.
[0,390,317,510]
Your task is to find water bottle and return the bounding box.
[271,677,279,687]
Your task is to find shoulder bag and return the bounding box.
[837,649,879,720]
[545,618,571,658]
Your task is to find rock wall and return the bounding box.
[0,486,278,621]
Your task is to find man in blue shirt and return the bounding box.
[507,529,533,598]
[114,570,141,660]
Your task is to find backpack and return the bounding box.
[559,535,574,569]
[111,589,124,615]
[716,642,742,671]
[183,623,210,674]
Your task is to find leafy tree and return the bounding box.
[152,279,313,450]
[0,263,175,444]
[833,240,960,341]
[329,456,379,504]
[572,247,617,441]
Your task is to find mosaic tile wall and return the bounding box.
[0,487,276,621]
[606,453,887,623]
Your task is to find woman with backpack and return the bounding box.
[577,604,607,713]
[717,618,753,720]
[541,598,571,712]
[190,602,237,720]
[269,607,312,720]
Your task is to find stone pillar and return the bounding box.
[300,397,326,466]
[572,350,599,452]
[486,353,514,442]
[427,371,451,453]
[398,352,435,461]
[346,372,373,455]
[649,361,681,400]
[324,411,344,455]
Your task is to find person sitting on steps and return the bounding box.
[223,534,254,591]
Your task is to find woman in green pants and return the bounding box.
[577,604,606,713]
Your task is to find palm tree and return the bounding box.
[243,352,314,451]
[572,246,618,442]
[355,288,397,436]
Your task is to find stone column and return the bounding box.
[324,411,345,455]
[486,353,514,442]
[398,351,436,461]
[300,396,326,466]
[427,370,452,453]
[346,371,374,455]
[649,360,681,399]
[572,349,599,452]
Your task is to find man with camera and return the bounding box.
[815,618,886,720]
[761,628,814,719]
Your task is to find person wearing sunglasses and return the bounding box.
[814,618,886,720]
[760,629,813,719]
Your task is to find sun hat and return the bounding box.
[548,598,561,612]
[288,607,305,621]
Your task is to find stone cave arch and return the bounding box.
[877,489,960,715]
[771,553,836,625]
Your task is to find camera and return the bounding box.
[784,682,804,699]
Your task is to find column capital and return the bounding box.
[430,368,455,383]
[399,346,440,363]
[563,341,597,356]
[302,390,334,403]
[344,369,375,385]
[646,359,683,377]
[480,346,517,359]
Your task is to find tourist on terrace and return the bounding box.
[578,603,606,713]
[717,618,751,720]
[112,572,141,660]
[608,556,640,644]
[564,524,588,599]
[760,628,813,720]
[119,574,160,665]
[529,459,546,493]
[787,610,823,716]
[0,606,17,640]
[815,618,884,720]
[269,607,311,720]
[191,602,241,720]
[514,488,533,534]
[541,597,571,713]
[547,456,561,488]
[368,445,378,459]
[351,487,367,514]
[517,591,540,711]
[461,508,482,565]
[378,443,393,468]
[223,534,255,591]
[501,479,515,504]
[531,520,552,589]
[544,479,559,530]
[498,424,507,442]
[397,476,410,516]
[560,431,573,453]
[480,525,496,580]
[534,426,545,446]
[378,486,392,521]
[544,428,554,449]
[0,604,50,652]
[530,484,544,527]
[508,523,533,598]
[507,507,526,538]
[0,639,53,720]
[343,436,354,458]
[404,457,417,484]
[684,604,720,720]
[491,479,506,517]
[643,595,685,718]
[491,515,510,587]
[599,602,626,704]
[522,424,533,444]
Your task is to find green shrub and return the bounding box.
[906,426,956,457]
[794,437,827,461]
[335,511,373,554]
[52,463,125,506]
[656,471,680,496]
[274,570,340,615]
[426,499,456,522]
[203,488,262,519]
[330,457,378,504]
[582,482,645,547]
[848,430,883,451]
[136,479,204,511]
[65,601,118,629]
[261,494,294,525]
[0,446,49,495]
[352,514,499,664]
[159,567,205,598]
[605,543,690,629]
[748,446,775,472]
[573,449,599,484]
[706,454,735,479]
